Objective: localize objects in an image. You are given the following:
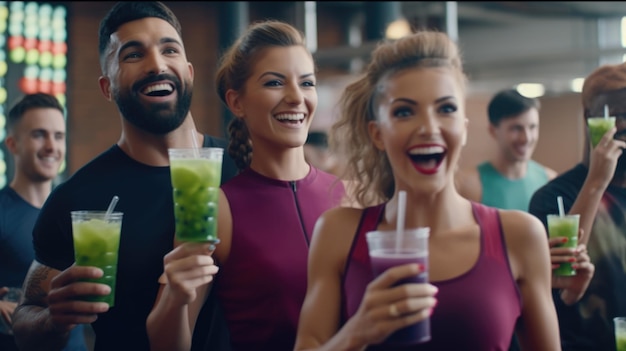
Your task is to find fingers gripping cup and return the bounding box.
[587,117,615,148]
[588,104,615,148]
[547,214,580,276]
[71,210,123,306]
[366,227,431,345]
[168,148,223,242]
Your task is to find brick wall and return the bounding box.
[66,1,221,174]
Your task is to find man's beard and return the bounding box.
[113,74,192,135]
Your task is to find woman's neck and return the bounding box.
[383,188,474,235]
[249,146,310,181]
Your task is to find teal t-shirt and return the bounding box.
[478,160,549,211]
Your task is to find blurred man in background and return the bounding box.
[456,88,557,211]
[0,93,87,351]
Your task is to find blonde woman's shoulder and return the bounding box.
[498,208,550,279]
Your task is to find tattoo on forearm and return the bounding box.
[24,266,52,305]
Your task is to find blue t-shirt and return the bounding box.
[0,187,38,287]
[0,186,87,350]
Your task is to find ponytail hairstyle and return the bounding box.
[215,20,308,170]
[331,30,466,206]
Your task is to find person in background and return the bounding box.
[146,20,346,351]
[0,93,88,351]
[11,2,237,350]
[456,88,560,351]
[304,130,341,176]
[294,30,564,351]
[529,62,626,351]
[456,88,557,211]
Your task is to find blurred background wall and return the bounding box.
[1,1,623,186]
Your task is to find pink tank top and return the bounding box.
[341,202,522,350]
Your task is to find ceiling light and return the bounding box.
[516,83,545,98]
[385,18,411,40]
[570,78,585,93]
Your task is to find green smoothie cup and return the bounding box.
[547,214,579,276]
[587,117,615,148]
[615,317,626,351]
[168,147,223,243]
[71,210,123,306]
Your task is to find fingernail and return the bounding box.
[572,264,579,269]
[562,237,568,243]
[569,257,576,262]
[411,263,423,273]
[429,300,438,315]
[417,263,427,273]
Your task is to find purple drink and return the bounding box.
[370,249,430,345]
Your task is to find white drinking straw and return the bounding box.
[191,131,200,158]
[105,195,119,220]
[396,191,407,252]
[604,104,609,119]
[557,196,565,217]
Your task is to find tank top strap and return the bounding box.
[471,201,507,265]
[352,204,385,267]
[341,203,385,323]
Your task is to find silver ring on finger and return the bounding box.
[389,303,400,317]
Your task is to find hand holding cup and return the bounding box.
[349,263,437,347]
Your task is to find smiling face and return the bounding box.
[6,107,66,182]
[490,107,539,163]
[226,45,317,151]
[369,66,467,194]
[99,17,193,135]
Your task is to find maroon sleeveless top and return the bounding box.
[217,167,345,351]
[341,202,522,350]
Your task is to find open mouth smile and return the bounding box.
[274,113,305,126]
[408,145,446,175]
[142,83,174,97]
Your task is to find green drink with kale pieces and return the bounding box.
[547,214,579,276]
[587,117,615,147]
[169,148,223,242]
[71,211,123,306]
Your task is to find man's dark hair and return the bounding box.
[7,93,64,133]
[487,88,540,126]
[98,1,183,72]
